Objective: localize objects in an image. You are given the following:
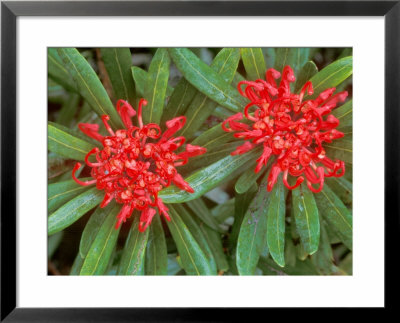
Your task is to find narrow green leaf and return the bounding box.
[143,48,170,124]
[231,72,245,88]
[48,123,94,161]
[311,222,334,274]
[49,120,101,148]
[174,204,217,274]
[325,176,352,206]
[167,205,215,275]
[211,198,235,224]
[191,123,233,151]
[132,66,173,99]
[235,157,273,194]
[212,106,234,119]
[263,48,276,68]
[56,93,80,127]
[48,187,103,235]
[314,184,352,249]
[186,198,223,233]
[275,48,310,74]
[168,48,246,112]
[241,48,266,80]
[100,48,136,104]
[48,48,77,92]
[266,179,286,267]
[324,138,352,165]
[167,254,183,275]
[229,183,258,248]
[118,216,149,275]
[57,48,123,129]
[70,254,85,275]
[131,66,147,97]
[48,178,91,213]
[294,61,318,93]
[159,146,262,203]
[80,204,121,275]
[195,217,229,272]
[236,173,271,275]
[308,56,353,99]
[161,78,197,124]
[181,48,240,138]
[79,202,116,259]
[179,142,241,174]
[145,214,168,275]
[292,184,320,254]
[332,99,352,132]
[48,231,63,258]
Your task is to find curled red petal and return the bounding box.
[138,207,157,232]
[78,123,104,142]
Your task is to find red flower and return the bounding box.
[222,65,347,193]
[72,99,206,231]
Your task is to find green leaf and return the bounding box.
[173,204,217,274]
[48,123,94,161]
[80,204,121,275]
[236,173,271,275]
[161,78,197,124]
[181,48,240,138]
[48,187,103,235]
[314,184,352,249]
[49,120,101,148]
[132,66,173,100]
[212,198,236,224]
[191,123,233,151]
[48,178,91,213]
[308,56,353,99]
[266,179,286,267]
[118,215,149,275]
[263,48,276,68]
[159,146,262,203]
[324,138,352,165]
[241,48,266,80]
[229,183,258,248]
[70,254,85,275]
[131,66,147,97]
[143,48,170,124]
[167,205,215,275]
[195,217,229,272]
[100,48,136,104]
[48,231,63,258]
[325,176,352,206]
[48,48,77,92]
[167,254,183,275]
[57,48,123,129]
[145,214,168,275]
[56,93,80,127]
[168,48,246,112]
[231,72,245,88]
[311,222,334,274]
[274,48,310,74]
[179,142,241,174]
[292,184,320,254]
[234,156,274,194]
[186,198,223,233]
[79,202,116,259]
[294,61,318,93]
[332,99,352,133]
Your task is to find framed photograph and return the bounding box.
[1,0,398,320]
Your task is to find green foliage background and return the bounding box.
[48,47,353,276]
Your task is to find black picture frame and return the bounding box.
[1,1,398,321]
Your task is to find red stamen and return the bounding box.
[72,163,96,186]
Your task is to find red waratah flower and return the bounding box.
[222,65,347,193]
[72,99,206,231]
